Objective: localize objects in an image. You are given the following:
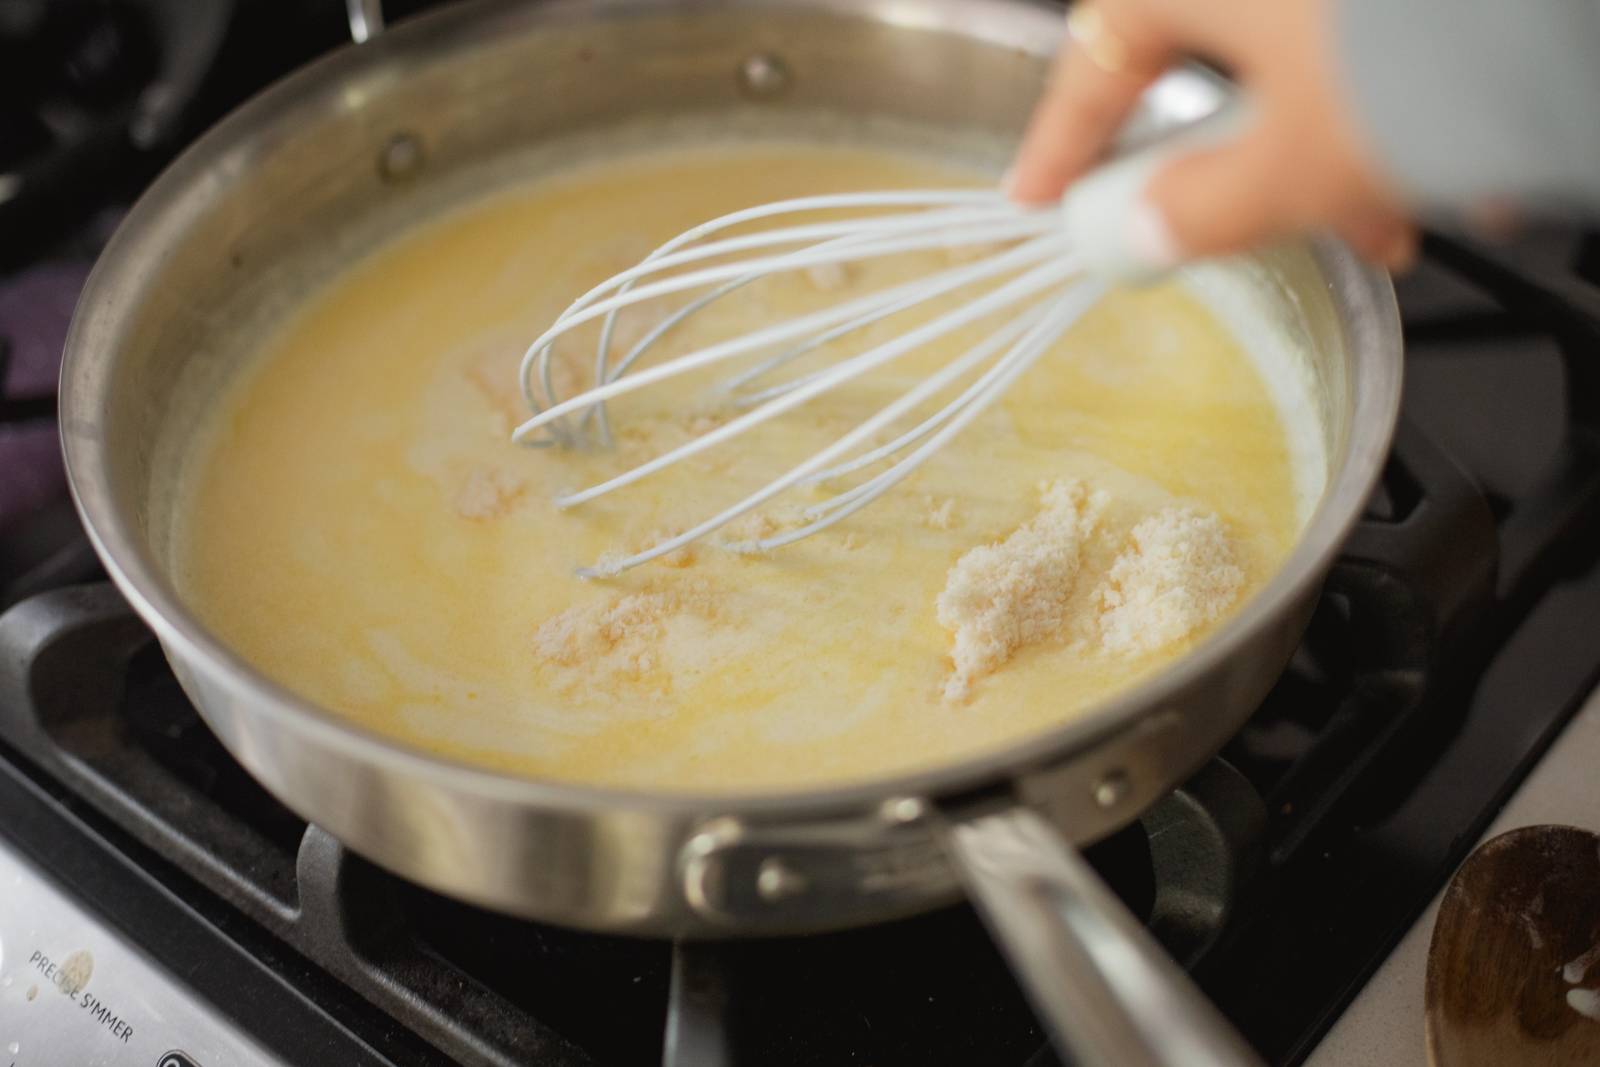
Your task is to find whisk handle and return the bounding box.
[1060,103,1252,282]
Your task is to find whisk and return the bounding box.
[512,178,1149,577]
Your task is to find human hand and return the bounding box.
[1010,0,1418,273]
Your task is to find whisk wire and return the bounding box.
[553,248,1075,510]
[583,202,1032,422]
[584,216,1018,441]
[745,300,1088,552]
[787,283,1109,540]
[521,210,1056,427]
[529,196,1019,417]
[575,277,1098,576]
[800,302,1055,490]
[563,255,1084,575]
[513,233,1066,444]
[723,233,1076,409]
[515,190,1098,576]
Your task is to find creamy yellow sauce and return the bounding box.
[174,143,1302,792]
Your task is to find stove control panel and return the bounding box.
[0,839,283,1067]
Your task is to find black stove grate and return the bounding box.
[1201,234,1600,1064]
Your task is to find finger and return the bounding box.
[1463,198,1521,242]
[1381,227,1420,271]
[1339,216,1393,258]
[1329,208,1419,271]
[1138,131,1296,261]
[1007,3,1175,205]
[1364,221,1419,272]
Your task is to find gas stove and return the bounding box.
[6,6,1600,1067]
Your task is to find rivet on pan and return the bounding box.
[379,131,425,183]
[756,858,809,902]
[738,52,792,98]
[1093,770,1131,809]
[880,796,929,825]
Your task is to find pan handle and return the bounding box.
[947,807,1263,1067]
[346,0,385,43]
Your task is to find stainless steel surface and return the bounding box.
[0,837,283,1067]
[950,808,1265,1067]
[663,944,731,1067]
[58,0,1402,946]
[346,0,385,43]
[680,805,954,927]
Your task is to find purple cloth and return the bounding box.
[0,260,91,396]
[0,422,67,525]
[0,259,91,523]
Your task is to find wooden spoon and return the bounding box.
[1425,825,1600,1066]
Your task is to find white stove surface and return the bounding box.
[1306,684,1600,1066]
[0,842,285,1067]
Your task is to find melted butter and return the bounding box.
[175,143,1302,792]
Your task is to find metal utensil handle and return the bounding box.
[947,808,1264,1067]
[347,0,385,43]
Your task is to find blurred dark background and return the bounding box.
[0,0,446,270]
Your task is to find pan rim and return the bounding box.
[58,0,1403,823]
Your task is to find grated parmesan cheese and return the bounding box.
[923,496,960,531]
[533,592,675,671]
[937,480,1107,701]
[627,528,698,570]
[454,467,525,520]
[803,261,853,291]
[467,331,581,413]
[1094,508,1243,656]
[687,413,723,436]
[532,582,719,684]
[722,510,786,546]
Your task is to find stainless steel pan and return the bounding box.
[58,1,1403,1063]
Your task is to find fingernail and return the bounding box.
[1002,166,1050,205]
[1126,197,1182,272]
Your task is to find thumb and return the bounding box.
[1060,113,1291,280]
[1143,133,1297,261]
